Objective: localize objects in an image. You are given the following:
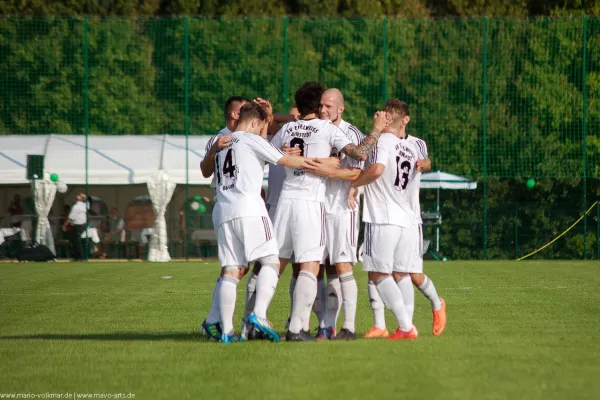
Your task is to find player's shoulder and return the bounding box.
[406,135,428,156]
[276,120,299,136]
[343,120,364,145]
[207,127,230,145]
[406,134,426,146]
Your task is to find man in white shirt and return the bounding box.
[387,106,446,337]
[200,96,250,339]
[307,88,364,340]
[349,99,444,340]
[63,193,88,261]
[208,102,327,343]
[270,81,388,341]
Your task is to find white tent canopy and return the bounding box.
[0,134,237,261]
[421,171,478,190]
[0,134,217,185]
[420,171,477,253]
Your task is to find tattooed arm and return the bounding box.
[341,111,390,161]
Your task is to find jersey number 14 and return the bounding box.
[216,149,238,186]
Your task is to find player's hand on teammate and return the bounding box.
[303,158,340,178]
[373,111,392,132]
[283,144,302,156]
[348,185,359,210]
[212,135,232,152]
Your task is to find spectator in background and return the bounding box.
[7,194,23,228]
[98,207,125,259]
[63,193,88,261]
[60,205,73,240]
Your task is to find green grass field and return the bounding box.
[0,261,599,400]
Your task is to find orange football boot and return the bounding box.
[389,326,418,340]
[432,298,447,336]
[364,326,389,338]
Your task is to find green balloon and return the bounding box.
[198,204,207,213]
[50,173,59,182]
[192,195,201,202]
[526,178,535,189]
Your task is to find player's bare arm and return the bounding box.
[347,163,385,209]
[277,155,310,170]
[200,135,232,178]
[303,159,358,181]
[341,111,391,161]
[416,158,432,172]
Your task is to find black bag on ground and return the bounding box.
[0,232,22,259]
[17,242,55,262]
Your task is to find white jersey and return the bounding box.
[325,120,364,216]
[270,118,352,203]
[212,131,284,227]
[362,133,420,227]
[205,127,232,189]
[405,135,428,224]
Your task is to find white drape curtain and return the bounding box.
[32,179,57,255]
[146,171,176,262]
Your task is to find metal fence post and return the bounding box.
[185,16,190,261]
[482,17,489,260]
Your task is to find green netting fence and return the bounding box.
[0,17,598,260]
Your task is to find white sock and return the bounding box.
[396,275,415,322]
[376,277,412,332]
[289,275,297,321]
[368,280,386,330]
[313,277,327,329]
[218,276,239,336]
[340,272,357,333]
[289,271,317,334]
[253,266,279,319]
[325,275,342,329]
[242,271,258,323]
[206,276,222,324]
[418,275,442,311]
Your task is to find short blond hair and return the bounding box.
[384,99,410,119]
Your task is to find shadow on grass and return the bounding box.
[0,332,211,342]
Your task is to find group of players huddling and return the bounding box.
[199,82,447,343]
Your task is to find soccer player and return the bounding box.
[270,81,386,342]
[212,102,316,343]
[311,88,364,340]
[240,103,300,341]
[387,106,446,337]
[348,99,423,340]
[200,96,250,340]
[355,100,446,338]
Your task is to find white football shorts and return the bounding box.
[273,198,326,263]
[325,211,359,264]
[362,223,423,274]
[217,216,278,268]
